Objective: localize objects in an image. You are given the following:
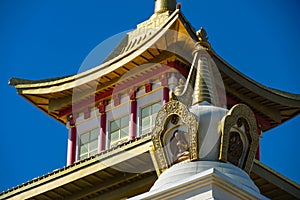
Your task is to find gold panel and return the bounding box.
[219,104,259,173]
[151,100,198,174]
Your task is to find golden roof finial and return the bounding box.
[154,0,177,14]
[196,27,211,49]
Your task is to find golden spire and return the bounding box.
[154,0,176,14]
[192,28,219,106]
[192,46,213,105]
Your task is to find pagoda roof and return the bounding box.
[9,9,196,124]
[9,9,300,132]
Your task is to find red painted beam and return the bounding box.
[130,100,137,140]
[99,113,106,151]
[167,61,189,77]
[163,87,170,105]
[59,61,187,118]
[58,90,113,118]
[113,62,184,94]
[69,127,77,165]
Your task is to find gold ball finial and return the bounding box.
[155,0,177,13]
[196,27,211,49]
[196,27,208,42]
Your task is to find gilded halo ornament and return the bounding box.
[151,100,198,174]
[219,104,259,173]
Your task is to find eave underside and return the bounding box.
[12,55,300,132]
[212,54,300,131]
[222,78,300,132]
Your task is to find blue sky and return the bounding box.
[1,0,300,192]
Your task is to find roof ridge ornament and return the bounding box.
[196,27,211,49]
[154,0,177,14]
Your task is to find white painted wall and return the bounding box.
[71,74,183,161]
[75,108,100,161]
[106,100,130,149]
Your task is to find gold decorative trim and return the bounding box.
[151,100,198,173]
[219,104,258,173]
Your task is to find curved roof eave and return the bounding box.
[9,9,183,94]
[212,49,300,108]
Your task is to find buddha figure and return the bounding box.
[170,130,190,163]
